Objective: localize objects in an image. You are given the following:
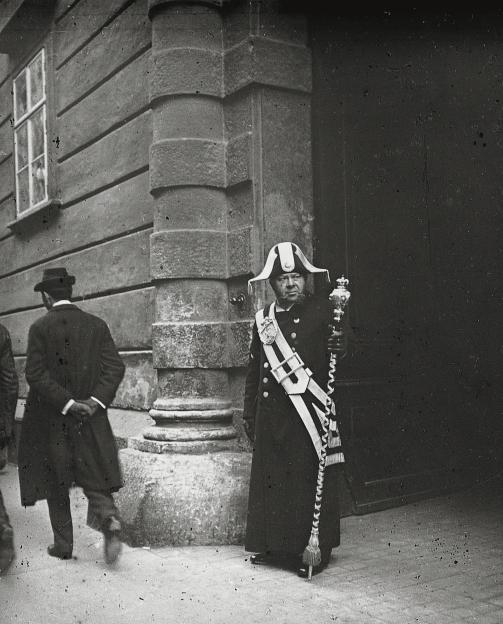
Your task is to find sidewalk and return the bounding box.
[1,462,502,624]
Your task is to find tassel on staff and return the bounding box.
[302,276,350,581]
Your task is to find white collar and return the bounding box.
[52,300,72,307]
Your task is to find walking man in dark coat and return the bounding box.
[243,242,347,578]
[0,323,18,573]
[18,268,125,564]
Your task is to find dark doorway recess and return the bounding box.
[310,10,503,513]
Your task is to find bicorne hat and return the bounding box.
[34,267,76,293]
[248,242,329,293]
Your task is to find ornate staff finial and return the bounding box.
[329,275,351,323]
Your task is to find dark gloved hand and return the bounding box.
[327,326,347,357]
[80,398,100,417]
[68,401,93,418]
[67,401,94,430]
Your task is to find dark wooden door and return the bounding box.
[310,11,503,512]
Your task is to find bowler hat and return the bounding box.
[34,267,76,292]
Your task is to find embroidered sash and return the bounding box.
[256,304,344,466]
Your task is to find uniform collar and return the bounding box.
[276,301,295,312]
[275,297,308,313]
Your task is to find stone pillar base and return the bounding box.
[129,435,239,454]
[116,447,252,546]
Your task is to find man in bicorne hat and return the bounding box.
[243,242,347,578]
[18,268,125,564]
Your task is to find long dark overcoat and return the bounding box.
[243,294,342,556]
[0,323,19,448]
[18,304,125,506]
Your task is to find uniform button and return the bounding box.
[292,347,296,352]
[263,377,268,383]
[264,362,269,368]
[293,318,300,324]
[263,391,269,398]
[291,332,297,339]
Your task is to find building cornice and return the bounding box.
[0,0,55,54]
[148,0,230,18]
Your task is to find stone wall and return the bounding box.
[0,0,155,440]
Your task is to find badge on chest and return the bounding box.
[258,316,279,345]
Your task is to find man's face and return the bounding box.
[271,272,306,305]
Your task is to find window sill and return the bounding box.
[7,198,62,232]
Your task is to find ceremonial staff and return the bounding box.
[302,275,351,580]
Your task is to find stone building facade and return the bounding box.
[0,2,501,544]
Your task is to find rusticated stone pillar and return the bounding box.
[118,0,252,546]
[140,0,236,451]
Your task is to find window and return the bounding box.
[13,49,48,216]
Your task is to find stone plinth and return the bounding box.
[117,447,251,546]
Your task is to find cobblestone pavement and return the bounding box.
[1,463,502,624]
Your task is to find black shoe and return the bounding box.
[103,516,122,564]
[297,560,328,579]
[0,525,15,573]
[47,544,73,560]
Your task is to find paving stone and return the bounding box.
[466,612,503,624]
[1,465,502,623]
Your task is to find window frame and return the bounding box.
[8,40,60,230]
[13,48,49,214]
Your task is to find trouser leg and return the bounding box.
[85,489,121,564]
[47,492,73,554]
[0,489,10,527]
[0,446,8,470]
[0,487,14,573]
[84,489,119,531]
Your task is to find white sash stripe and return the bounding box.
[326,452,345,466]
[256,305,344,464]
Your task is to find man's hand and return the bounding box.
[80,398,100,417]
[67,401,93,419]
[327,326,347,357]
[243,419,255,444]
